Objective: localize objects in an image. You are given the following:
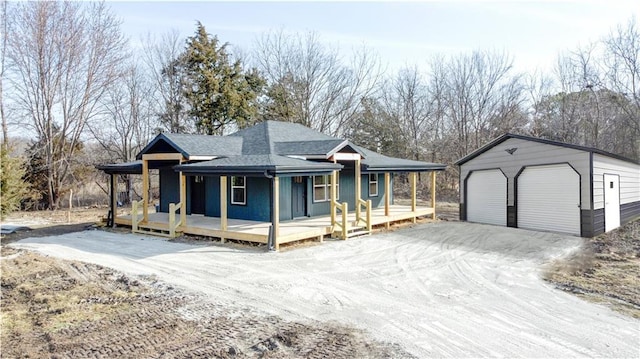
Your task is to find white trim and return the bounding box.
[332,153,361,161]
[188,155,217,161]
[231,176,246,205]
[369,173,378,197]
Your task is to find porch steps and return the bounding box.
[134,222,181,238]
[332,224,370,239]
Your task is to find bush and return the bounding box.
[0,145,29,218]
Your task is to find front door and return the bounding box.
[604,174,620,232]
[292,176,306,218]
[190,176,206,215]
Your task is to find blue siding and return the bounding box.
[227,176,271,222]
[361,173,387,208]
[205,176,220,217]
[159,169,179,213]
[279,177,293,221]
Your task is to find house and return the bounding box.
[98,121,446,249]
[455,133,640,237]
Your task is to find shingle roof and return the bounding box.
[128,120,447,174]
[96,161,143,174]
[356,146,447,172]
[136,133,242,159]
[175,154,342,175]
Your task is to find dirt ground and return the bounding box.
[544,219,640,318]
[1,246,408,358]
[7,222,639,358]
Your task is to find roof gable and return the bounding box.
[137,133,243,160]
[455,133,639,165]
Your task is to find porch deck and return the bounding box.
[114,204,434,246]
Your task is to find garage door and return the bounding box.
[517,164,580,235]
[467,170,507,226]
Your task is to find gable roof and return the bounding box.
[455,133,640,165]
[136,133,242,160]
[124,120,447,175]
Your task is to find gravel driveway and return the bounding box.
[11,222,640,358]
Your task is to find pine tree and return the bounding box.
[182,22,265,135]
[0,145,28,218]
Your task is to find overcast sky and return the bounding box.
[109,1,639,74]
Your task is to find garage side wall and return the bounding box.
[592,154,640,234]
[459,138,591,225]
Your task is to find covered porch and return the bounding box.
[114,203,436,248]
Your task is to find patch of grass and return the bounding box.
[545,219,640,318]
[1,251,145,357]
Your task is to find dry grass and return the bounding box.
[544,219,640,318]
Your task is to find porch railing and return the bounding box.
[168,202,183,238]
[332,200,348,239]
[357,199,372,232]
[131,199,144,232]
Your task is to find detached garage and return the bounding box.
[456,134,640,237]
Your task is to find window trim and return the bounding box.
[313,174,339,202]
[230,176,246,205]
[369,173,379,197]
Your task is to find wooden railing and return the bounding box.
[168,202,183,237]
[131,199,144,232]
[332,200,348,239]
[357,198,372,232]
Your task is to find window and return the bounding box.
[313,174,339,202]
[194,176,204,183]
[313,175,327,202]
[369,173,378,197]
[231,176,246,205]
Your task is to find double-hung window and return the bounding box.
[313,174,339,202]
[369,173,378,197]
[231,176,246,205]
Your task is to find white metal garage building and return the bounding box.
[456,134,640,237]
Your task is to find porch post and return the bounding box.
[110,174,117,228]
[180,172,187,226]
[355,157,361,221]
[384,172,390,217]
[142,157,149,222]
[220,176,227,243]
[410,172,417,223]
[273,176,280,251]
[330,170,337,227]
[431,171,437,220]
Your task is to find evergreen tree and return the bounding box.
[183,22,265,135]
[0,145,28,218]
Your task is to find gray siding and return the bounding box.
[460,138,591,209]
[621,201,640,224]
[592,154,640,209]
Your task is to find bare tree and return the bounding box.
[431,50,523,159]
[5,1,126,209]
[0,0,9,148]
[142,30,191,133]
[254,30,381,137]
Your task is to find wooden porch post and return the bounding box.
[110,174,117,228]
[220,176,227,243]
[384,173,390,216]
[330,170,337,227]
[142,158,149,222]
[273,176,280,251]
[355,157,361,221]
[431,171,437,220]
[180,171,187,226]
[410,172,417,223]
